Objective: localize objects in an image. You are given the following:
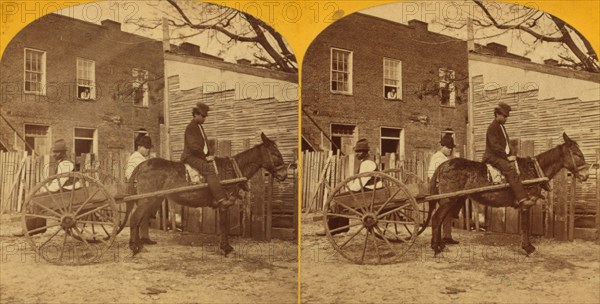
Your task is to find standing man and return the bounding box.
[125,135,157,245]
[181,102,235,208]
[427,133,459,244]
[483,102,534,207]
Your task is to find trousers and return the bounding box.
[485,156,528,202]
[184,156,226,202]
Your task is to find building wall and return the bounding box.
[301,13,469,158]
[165,54,298,102]
[0,14,164,159]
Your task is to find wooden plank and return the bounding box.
[202,207,217,234]
[266,175,273,241]
[568,175,576,241]
[271,228,295,240]
[596,149,600,238]
[251,169,265,241]
[505,207,520,234]
[16,152,28,212]
[545,140,555,238]
[554,170,568,241]
[490,207,505,233]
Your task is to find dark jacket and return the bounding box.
[180,120,212,161]
[483,119,512,162]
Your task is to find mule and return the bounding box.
[127,133,287,255]
[426,133,589,256]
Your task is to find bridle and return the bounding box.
[263,145,287,176]
[567,148,590,175]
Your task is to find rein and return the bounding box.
[567,148,590,174]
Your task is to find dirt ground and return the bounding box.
[301,214,600,304]
[0,213,297,304]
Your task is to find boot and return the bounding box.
[216,196,236,208]
[518,198,535,207]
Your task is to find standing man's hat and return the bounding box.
[52,139,68,152]
[194,102,210,116]
[136,136,153,149]
[354,139,370,152]
[440,134,456,149]
[495,102,511,117]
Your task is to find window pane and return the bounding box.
[381,127,401,138]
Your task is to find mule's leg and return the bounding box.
[520,206,535,255]
[218,207,234,255]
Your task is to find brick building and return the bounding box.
[302,13,469,159]
[0,13,164,162]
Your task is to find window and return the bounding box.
[73,128,97,157]
[24,124,50,156]
[380,127,403,157]
[77,58,95,100]
[24,48,46,94]
[439,68,456,106]
[330,48,352,94]
[132,68,149,107]
[383,58,402,100]
[331,124,356,155]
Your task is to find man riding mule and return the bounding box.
[426,116,589,255]
[126,127,288,256]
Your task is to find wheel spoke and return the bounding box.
[360,229,370,264]
[378,219,415,225]
[325,213,361,221]
[27,222,61,236]
[30,200,63,218]
[328,221,363,234]
[378,223,407,243]
[71,226,93,250]
[74,187,102,216]
[69,175,78,212]
[335,200,365,218]
[93,210,114,224]
[38,226,62,248]
[23,213,60,221]
[338,225,365,249]
[341,184,364,212]
[75,203,109,220]
[369,176,380,212]
[40,185,66,216]
[371,228,381,263]
[378,203,411,219]
[375,188,403,215]
[77,220,114,226]
[375,225,401,256]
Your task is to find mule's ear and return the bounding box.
[563,132,572,144]
[261,132,271,144]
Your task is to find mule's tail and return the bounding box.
[416,167,440,236]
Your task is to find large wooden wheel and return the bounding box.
[374,169,427,243]
[21,172,121,265]
[323,171,422,264]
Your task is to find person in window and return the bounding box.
[427,133,459,244]
[126,135,158,245]
[317,138,378,236]
[386,87,397,99]
[181,102,235,208]
[483,102,534,208]
[80,88,90,100]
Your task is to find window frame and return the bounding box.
[379,126,404,159]
[23,123,50,156]
[73,127,98,157]
[330,48,353,95]
[439,68,456,107]
[330,123,357,155]
[76,57,96,100]
[383,58,402,101]
[23,48,46,95]
[132,68,149,108]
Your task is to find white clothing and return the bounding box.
[125,151,148,180]
[45,160,75,192]
[427,151,449,179]
[348,159,382,191]
[500,124,510,154]
[198,125,208,154]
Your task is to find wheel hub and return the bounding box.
[60,214,77,229]
[362,213,378,228]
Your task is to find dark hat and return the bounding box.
[136,135,153,149]
[194,102,210,117]
[440,134,456,149]
[52,139,67,152]
[354,138,370,152]
[495,102,511,117]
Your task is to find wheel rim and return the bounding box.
[21,172,120,265]
[323,171,422,264]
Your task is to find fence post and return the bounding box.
[596,149,600,241]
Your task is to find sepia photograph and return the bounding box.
[300,1,599,303]
[0,0,298,303]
